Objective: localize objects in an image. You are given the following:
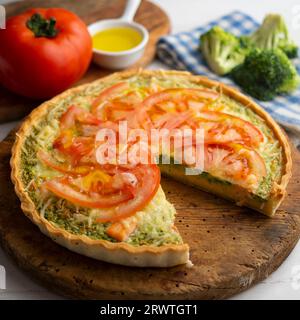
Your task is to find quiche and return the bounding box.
[11,70,292,267]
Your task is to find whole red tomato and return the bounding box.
[0,8,92,99]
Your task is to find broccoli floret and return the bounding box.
[231,48,299,101]
[200,26,249,75]
[239,35,255,50]
[248,14,298,58]
[281,43,298,59]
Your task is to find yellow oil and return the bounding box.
[92,27,143,52]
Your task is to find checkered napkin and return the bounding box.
[156,11,300,133]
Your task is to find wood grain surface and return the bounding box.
[0,131,299,299]
[0,0,170,123]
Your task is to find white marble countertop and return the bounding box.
[0,0,300,300]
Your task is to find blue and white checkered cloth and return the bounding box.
[157,11,300,133]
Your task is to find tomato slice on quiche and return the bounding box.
[11,70,292,268]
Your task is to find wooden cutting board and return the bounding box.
[0,131,300,299]
[0,0,170,123]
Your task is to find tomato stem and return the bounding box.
[26,13,59,38]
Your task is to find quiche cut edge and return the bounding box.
[10,70,292,267]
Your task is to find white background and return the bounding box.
[0,0,300,300]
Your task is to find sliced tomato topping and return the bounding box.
[106,108,133,122]
[42,160,160,222]
[60,105,101,130]
[142,88,219,112]
[106,91,142,110]
[53,135,95,165]
[153,110,193,131]
[187,100,206,112]
[53,105,101,165]
[80,124,101,137]
[37,151,92,175]
[110,172,138,194]
[97,92,143,123]
[204,142,266,191]
[95,165,160,222]
[196,111,264,147]
[91,82,129,115]
[43,177,133,209]
[127,108,154,131]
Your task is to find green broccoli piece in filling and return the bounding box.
[247,14,298,58]
[200,26,249,75]
[231,48,300,101]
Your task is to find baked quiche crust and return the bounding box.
[10,70,292,267]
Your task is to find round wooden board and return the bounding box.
[0,132,300,300]
[0,0,170,123]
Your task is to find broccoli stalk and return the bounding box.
[200,26,249,75]
[231,48,299,101]
[248,14,298,58]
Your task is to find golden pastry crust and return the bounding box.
[10,69,292,267]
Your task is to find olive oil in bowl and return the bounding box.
[92,27,143,52]
[88,19,149,69]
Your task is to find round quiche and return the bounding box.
[11,70,292,267]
